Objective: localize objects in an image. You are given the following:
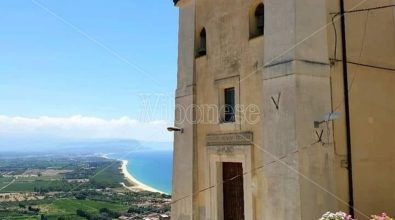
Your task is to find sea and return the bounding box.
[110,150,173,194]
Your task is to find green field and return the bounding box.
[0,199,128,220]
[53,199,127,213]
[1,180,74,193]
[39,199,128,219]
[0,156,170,219]
[89,161,128,188]
[0,213,41,220]
[0,177,14,189]
[0,163,126,193]
[0,156,129,193]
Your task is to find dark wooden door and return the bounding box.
[222,162,245,220]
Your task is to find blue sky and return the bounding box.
[0,0,178,118]
[0,1,178,141]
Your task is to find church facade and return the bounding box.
[170,0,395,219]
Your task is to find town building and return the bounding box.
[170,0,395,219]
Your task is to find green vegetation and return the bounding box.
[0,192,169,220]
[0,211,41,220]
[0,177,13,189]
[52,199,127,214]
[0,157,74,173]
[0,156,129,193]
[89,161,128,188]
[2,180,75,193]
[0,155,171,219]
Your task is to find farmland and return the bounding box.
[0,155,170,219]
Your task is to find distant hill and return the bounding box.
[55,139,141,154]
[139,141,173,151]
[0,137,172,155]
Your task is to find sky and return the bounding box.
[0,1,178,142]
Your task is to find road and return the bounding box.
[0,179,15,192]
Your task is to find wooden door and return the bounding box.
[222,162,245,220]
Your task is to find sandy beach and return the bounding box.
[120,160,166,194]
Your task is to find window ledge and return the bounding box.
[220,121,236,124]
[249,34,264,41]
[195,54,207,59]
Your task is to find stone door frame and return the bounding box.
[206,145,253,220]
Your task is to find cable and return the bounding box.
[331,4,395,15]
[170,132,370,218]
[170,141,314,206]
[328,10,369,158]
[331,59,395,72]
[331,14,339,62]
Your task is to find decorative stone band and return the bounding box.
[206,132,253,146]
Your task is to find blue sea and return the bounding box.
[111,150,173,194]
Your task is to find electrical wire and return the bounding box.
[170,139,319,206]
[331,14,339,62]
[331,4,395,16]
[331,59,395,72]
[328,10,370,158]
[171,131,370,218]
[171,6,392,204]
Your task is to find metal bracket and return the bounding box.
[271,92,281,110]
[313,129,324,145]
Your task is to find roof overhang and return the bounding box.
[173,0,192,7]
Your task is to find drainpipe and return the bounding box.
[339,0,355,217]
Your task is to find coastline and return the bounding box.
[119,159,166,194]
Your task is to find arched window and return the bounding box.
[250,3,264,38]
[197,28,207,57]
[255,4,264,35]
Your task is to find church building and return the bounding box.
[170,0,395,219]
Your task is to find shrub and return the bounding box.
[99,207,120,218]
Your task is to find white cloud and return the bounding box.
[0,115,173,142]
